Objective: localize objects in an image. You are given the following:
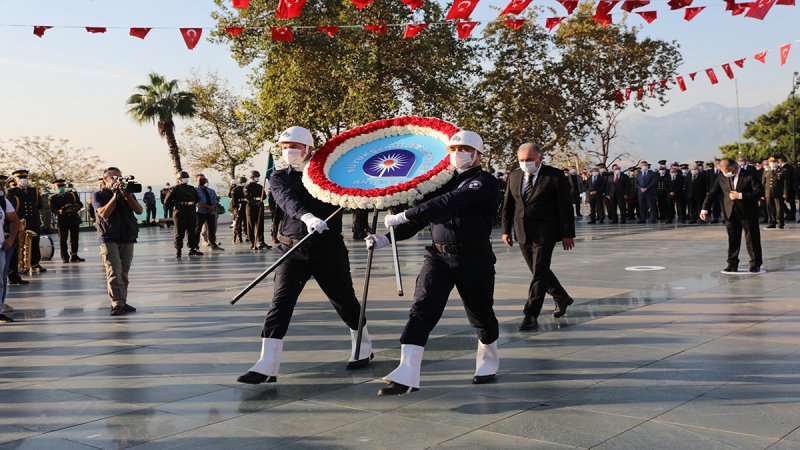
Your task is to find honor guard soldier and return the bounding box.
[237,126,373,385]
[231,176,248,244]
[763,156,788,229]
[163,171,200,259]
[655,160,669,221]
[8,170,45,283]
[244,170,270,250]
[49,179,84,263]
[368,130,501,396]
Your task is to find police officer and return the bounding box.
[368,130,500,396]
[237,126,373,385]
[8,170,45,282]
[231,176,248,244]
[49,179,84,263]
[763,156,788,229]
[163,171,200,259]
[244,170,270,250]
[267,187,283,245]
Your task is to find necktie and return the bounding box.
[524,174,535,204]
[729,176,734,191]
[614,174,619,183]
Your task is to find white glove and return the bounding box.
[365,234,390,250]
[384,212,409,229]
[301,213,328,234]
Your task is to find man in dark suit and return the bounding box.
[701,157,764,273]
[502,143,575,332]
[566,168,583,218]
[778,155,796,221]
[635,161,657,223]
[585,164,606,224]
[684,164,706,224]
[705,160,722,223]
[607,164,629,224]
[665,165,685,224]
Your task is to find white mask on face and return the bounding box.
[282,147,304,167]
[738,161,746,167]
[569,169,576,175]
[769,162,777,168]
[640,166,648,171]
[658,170,666,176]
[520,160,540,174]
[691,170,698,175]
[18,178,29,187]
[450,151,475,171]
[613,169,621,175]
[181,177,190,184]
[682,169,689,175]
[723,171,735,178]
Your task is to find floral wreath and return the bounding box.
[302,116,459,210]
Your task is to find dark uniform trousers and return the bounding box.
[766,193,785,227]
[174,209,198,250]
[235,204,247,240]
[400,245,499,347]
[726,210,762,267]
[262,239,363,339]
[246,203,265,245]
[57,218,80,260]
[521,241,569,318]
[196,213,217,246]
[666,193,685,221]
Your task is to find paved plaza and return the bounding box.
[1,218,800,449]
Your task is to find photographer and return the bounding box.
[92,167,142,316]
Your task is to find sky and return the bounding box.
[0,0,799,188]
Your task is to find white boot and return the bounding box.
[474,340,499,383]
[349,326,373,362]
[249,338,283,377]
[384,344,424,389]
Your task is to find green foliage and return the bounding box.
[719,97,800,162]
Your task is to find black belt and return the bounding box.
[433,241,490,255]
[177,202,196,206]
[278,234,302,248]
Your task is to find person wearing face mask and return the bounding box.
[777,155,797,221]
[231,176,248,244]
[7,170,45,283]
[625,167,639,220]
[762,156,788,229]
[193,174,224,252]
[607,164,629,224]
[585,164,607,224]
[655,160,669,222]
[367,130,500,396]
[684,164,706,224]
[566,167,583,217]
[635,161,658,223]
[665,166,685,224]
[244,170,270,251]
[49,179,84,263]
[701,158,764,273]
[705,160,722,223]
[163,171,201,259]
[160,182,173,219]
[238,126,374,385]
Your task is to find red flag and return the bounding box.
[401,0,424,10]
[721,63,734,79]
[777,0,794,4]
[676,76,687,92]
[689,72,697,80]
[780,43,791,65]
[446,0,480,20]
[706,68,719,85]
[33,26,52,38]
[364,24,387,35]
[614,90,624,104]
[745,0,777,19]
[684,6,705,20]
[455,21,478,39]
[621,0,649,12]
[625,87,631,100]
[86,27,107,33]
[130,28,151,39]
[754,50,768,63]
[596,0,619,15]
[660,79,668,88]
[593,13,613,27]
[403,24,428,39]
[637,11,657,23]
[500,0,533,16]
[668,0,693,9]
[180,28,203,50]
[649,82,656,96]
[271,27,294,42]
[636,86,644,101]
[316,26,339,37]
[351,0,374,9]
[734,58,746,68]
[504,19,526,30]
[225,27,243,37]
[277,0,307,19]
[729,2,751,15]
[232,0,250,8]
[545,17,566,31]
[558,0,579,14]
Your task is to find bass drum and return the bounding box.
[39,235,55,261]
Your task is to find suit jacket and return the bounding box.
[635,170,656,192]
[684,172,706,200]
[502,165,575,246]
[782,163,797,193]
[585,175,606,196]
[607,172,629,198]
[702,168,763,221]
[666,174,684,196]
[567,174,582,197]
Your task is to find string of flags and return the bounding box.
[614,39,797,104]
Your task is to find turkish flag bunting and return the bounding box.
[637,86,644,101]
[271,27,294,42]
[317,26,339,37]
[500,0,533,16]
[754,51,768,63]
[745,0,777,19]
[614,90,624,104]
[130,28,152,39]
[33,26,52,37]
[637,11,657,23]
[225,27,243,37]
[706,68,719,84]
[689,72,697,80]
[625,87,631,100]
[596,0,619,15]
[446,0,480,20]
[667,0,693,9]
[729,2,752,15]
[456,21,478,39]
[779,43,791,65]
[593,13,613,27]
[660,79,668,88]
[504,19,526,30]
[649,82,656,96]
[86,27,107,33]
[180,28,203,50]
[351,0,374,10]
[364,24,387,35]
[545,17,566,31]
[734,58,746,67]
[558,0,579,14]
[676,76,687,92]
[684,6,705,20]
[403,23,428,39]
[232,0,250,8]
[401,0,424,11]
[721,63,734,79]
[777,0,794,4]
[621,0,649,12]
[277,0,307,19]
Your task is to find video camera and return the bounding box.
[112,175,143,194]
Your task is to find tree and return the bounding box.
[126,73,197,174]
[719,97,800,162]
[0,136,103,188]
[182,72,266,180]
[585,109,635,167]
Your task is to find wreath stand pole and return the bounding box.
[389,225,404,296]
[354,206,380,361]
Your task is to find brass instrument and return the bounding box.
[17,218,38,274]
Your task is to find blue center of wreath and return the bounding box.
[362,150,416,178]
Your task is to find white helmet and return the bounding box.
[447,130,483,153]
[278,126,314,148]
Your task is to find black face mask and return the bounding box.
[199,179,207,186]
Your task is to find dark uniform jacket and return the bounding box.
[8,186,42,229]
[49,191,83,227]
[163,184,199,217]
[270,168,342,242]
[703,168,763,220]
[231,185,247,211]
[502,165,574,246]
[763,167,789,198]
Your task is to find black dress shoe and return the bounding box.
[723,265,738,273]
[32,265,46,273]
[257,242,271,250]
[609,220,619,224]
[123,304,137,313]
[749,266,761,273]
[110,305,126,316]
[175,251,182,260]
[553,297,574,319]
[665,220,672,224]
[472,374,496,385]
[637,220,646,224]
[766,224,776,229]
[377,382,418,396]
[346,353,374,370]
[598,220,605,224]
[518,315,538,332]
[620,220,627,224]
[587,220,596,224]
[8,274,28,285]
[62,258,71,263]
[237,371,277,384]
[70,256,85,262]
[188,249,203,256]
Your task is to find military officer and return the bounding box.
[237,126,373,385]
[244,170,270,250]
[49,179,84,263]
[8,170,45,283]
[368,130,501,396]
[231,176,248,244]
[655,160,668,221]
[763,156,788,229]
[163,171,200,259]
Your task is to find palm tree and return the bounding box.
[126,73,197,174]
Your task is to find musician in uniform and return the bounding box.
[163,171,200,259]
[244,170,270,250]
[49,179,84,263]
[8,170,45,284]
[231,176,248,244]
